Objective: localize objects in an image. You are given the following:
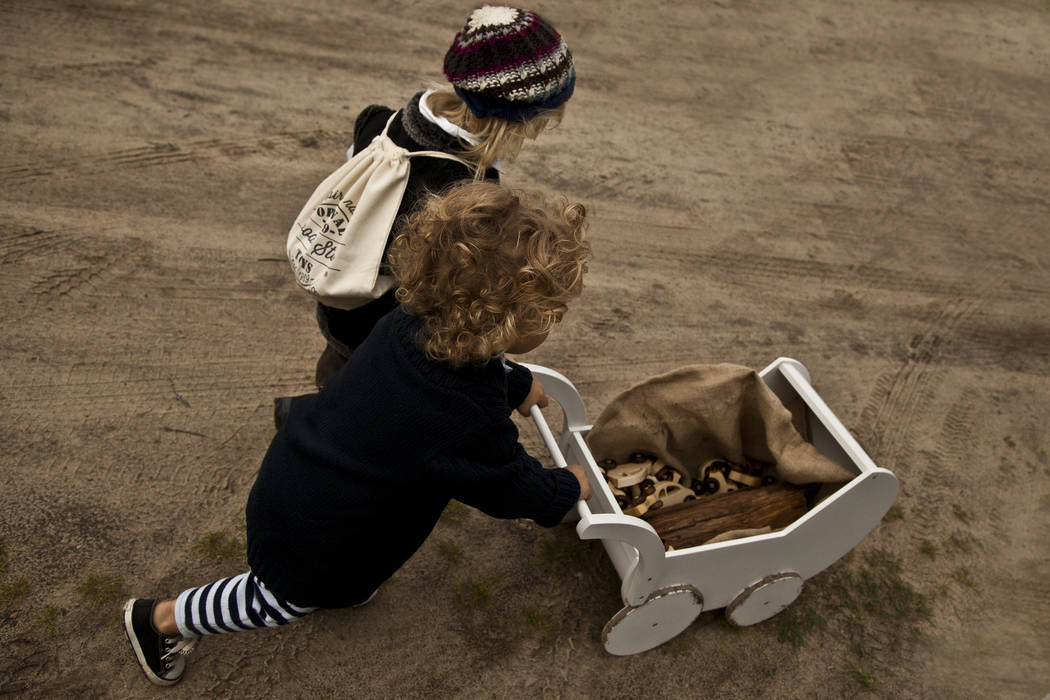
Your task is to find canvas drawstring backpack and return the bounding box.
[286,111,473,309]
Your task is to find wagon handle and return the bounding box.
[529,403,590,520]
[526,372,667,605]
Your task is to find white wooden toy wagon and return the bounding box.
[524,357,898,656]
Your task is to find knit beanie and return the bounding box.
[443,6,575,122]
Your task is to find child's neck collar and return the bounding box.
[419,89,504,173]
[419,89,481,145]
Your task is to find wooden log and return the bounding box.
[641,483,811,550]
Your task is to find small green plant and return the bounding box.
[919,539,938,558]
[35,606,62,635]
[853,550,932,621]
[0,536,8,580]
[455,580,492,609]
[522,608,561,653]
[77,573,124,605]
[436,538,462,565]
[790,547,931,673]
[524,609,551,632]
[0,577,29,606]
[952,568,976,588]
[945,532,976,554]
[193,531,241,561]
[773,604,827,651]
[537,536,577,573]
[882,503,904,522]
[440,501,471,525]
[656,632,692,657]
[848,667,877,690]
[951,504,972,524]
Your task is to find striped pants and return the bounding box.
[174,572,317,638]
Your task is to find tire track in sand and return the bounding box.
[911,386,980,532]
[0,226,83,264]
[0,223,147,311]
[0,130,351,187]
[609,236,1050,305]
[858,293,983,468]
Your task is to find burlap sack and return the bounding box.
[587,363,854,485]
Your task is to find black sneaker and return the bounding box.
[123,599,198,686]
[352,586,381,608]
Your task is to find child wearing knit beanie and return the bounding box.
[435,5,575,173]
[123,181,592,687]
[275,6,577,421]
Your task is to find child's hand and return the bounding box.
[566,464,593,501]
[516,377,549,416]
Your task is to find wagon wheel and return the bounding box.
[601,584,703,655]
[724,572,803,627]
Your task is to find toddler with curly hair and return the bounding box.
[123,181,593,686]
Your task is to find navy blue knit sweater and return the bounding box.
[246,308,581,608]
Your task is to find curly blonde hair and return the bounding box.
[425,89,566,177]
[389,181,590,367]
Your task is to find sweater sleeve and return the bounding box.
[504,360,533,413]
[424,418,580,527]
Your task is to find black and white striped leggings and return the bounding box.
[174,572,316,637]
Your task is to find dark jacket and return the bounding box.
[247,308,581,608]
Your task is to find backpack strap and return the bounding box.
[381,110,476,170]
[380,109,400,137]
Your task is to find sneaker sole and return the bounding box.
[352,587,380,607]
[123,599,179,687]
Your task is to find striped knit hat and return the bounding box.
[443,6,575,122]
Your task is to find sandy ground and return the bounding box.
[1,0,1049,697]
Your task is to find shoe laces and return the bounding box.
[161,636,199,661]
